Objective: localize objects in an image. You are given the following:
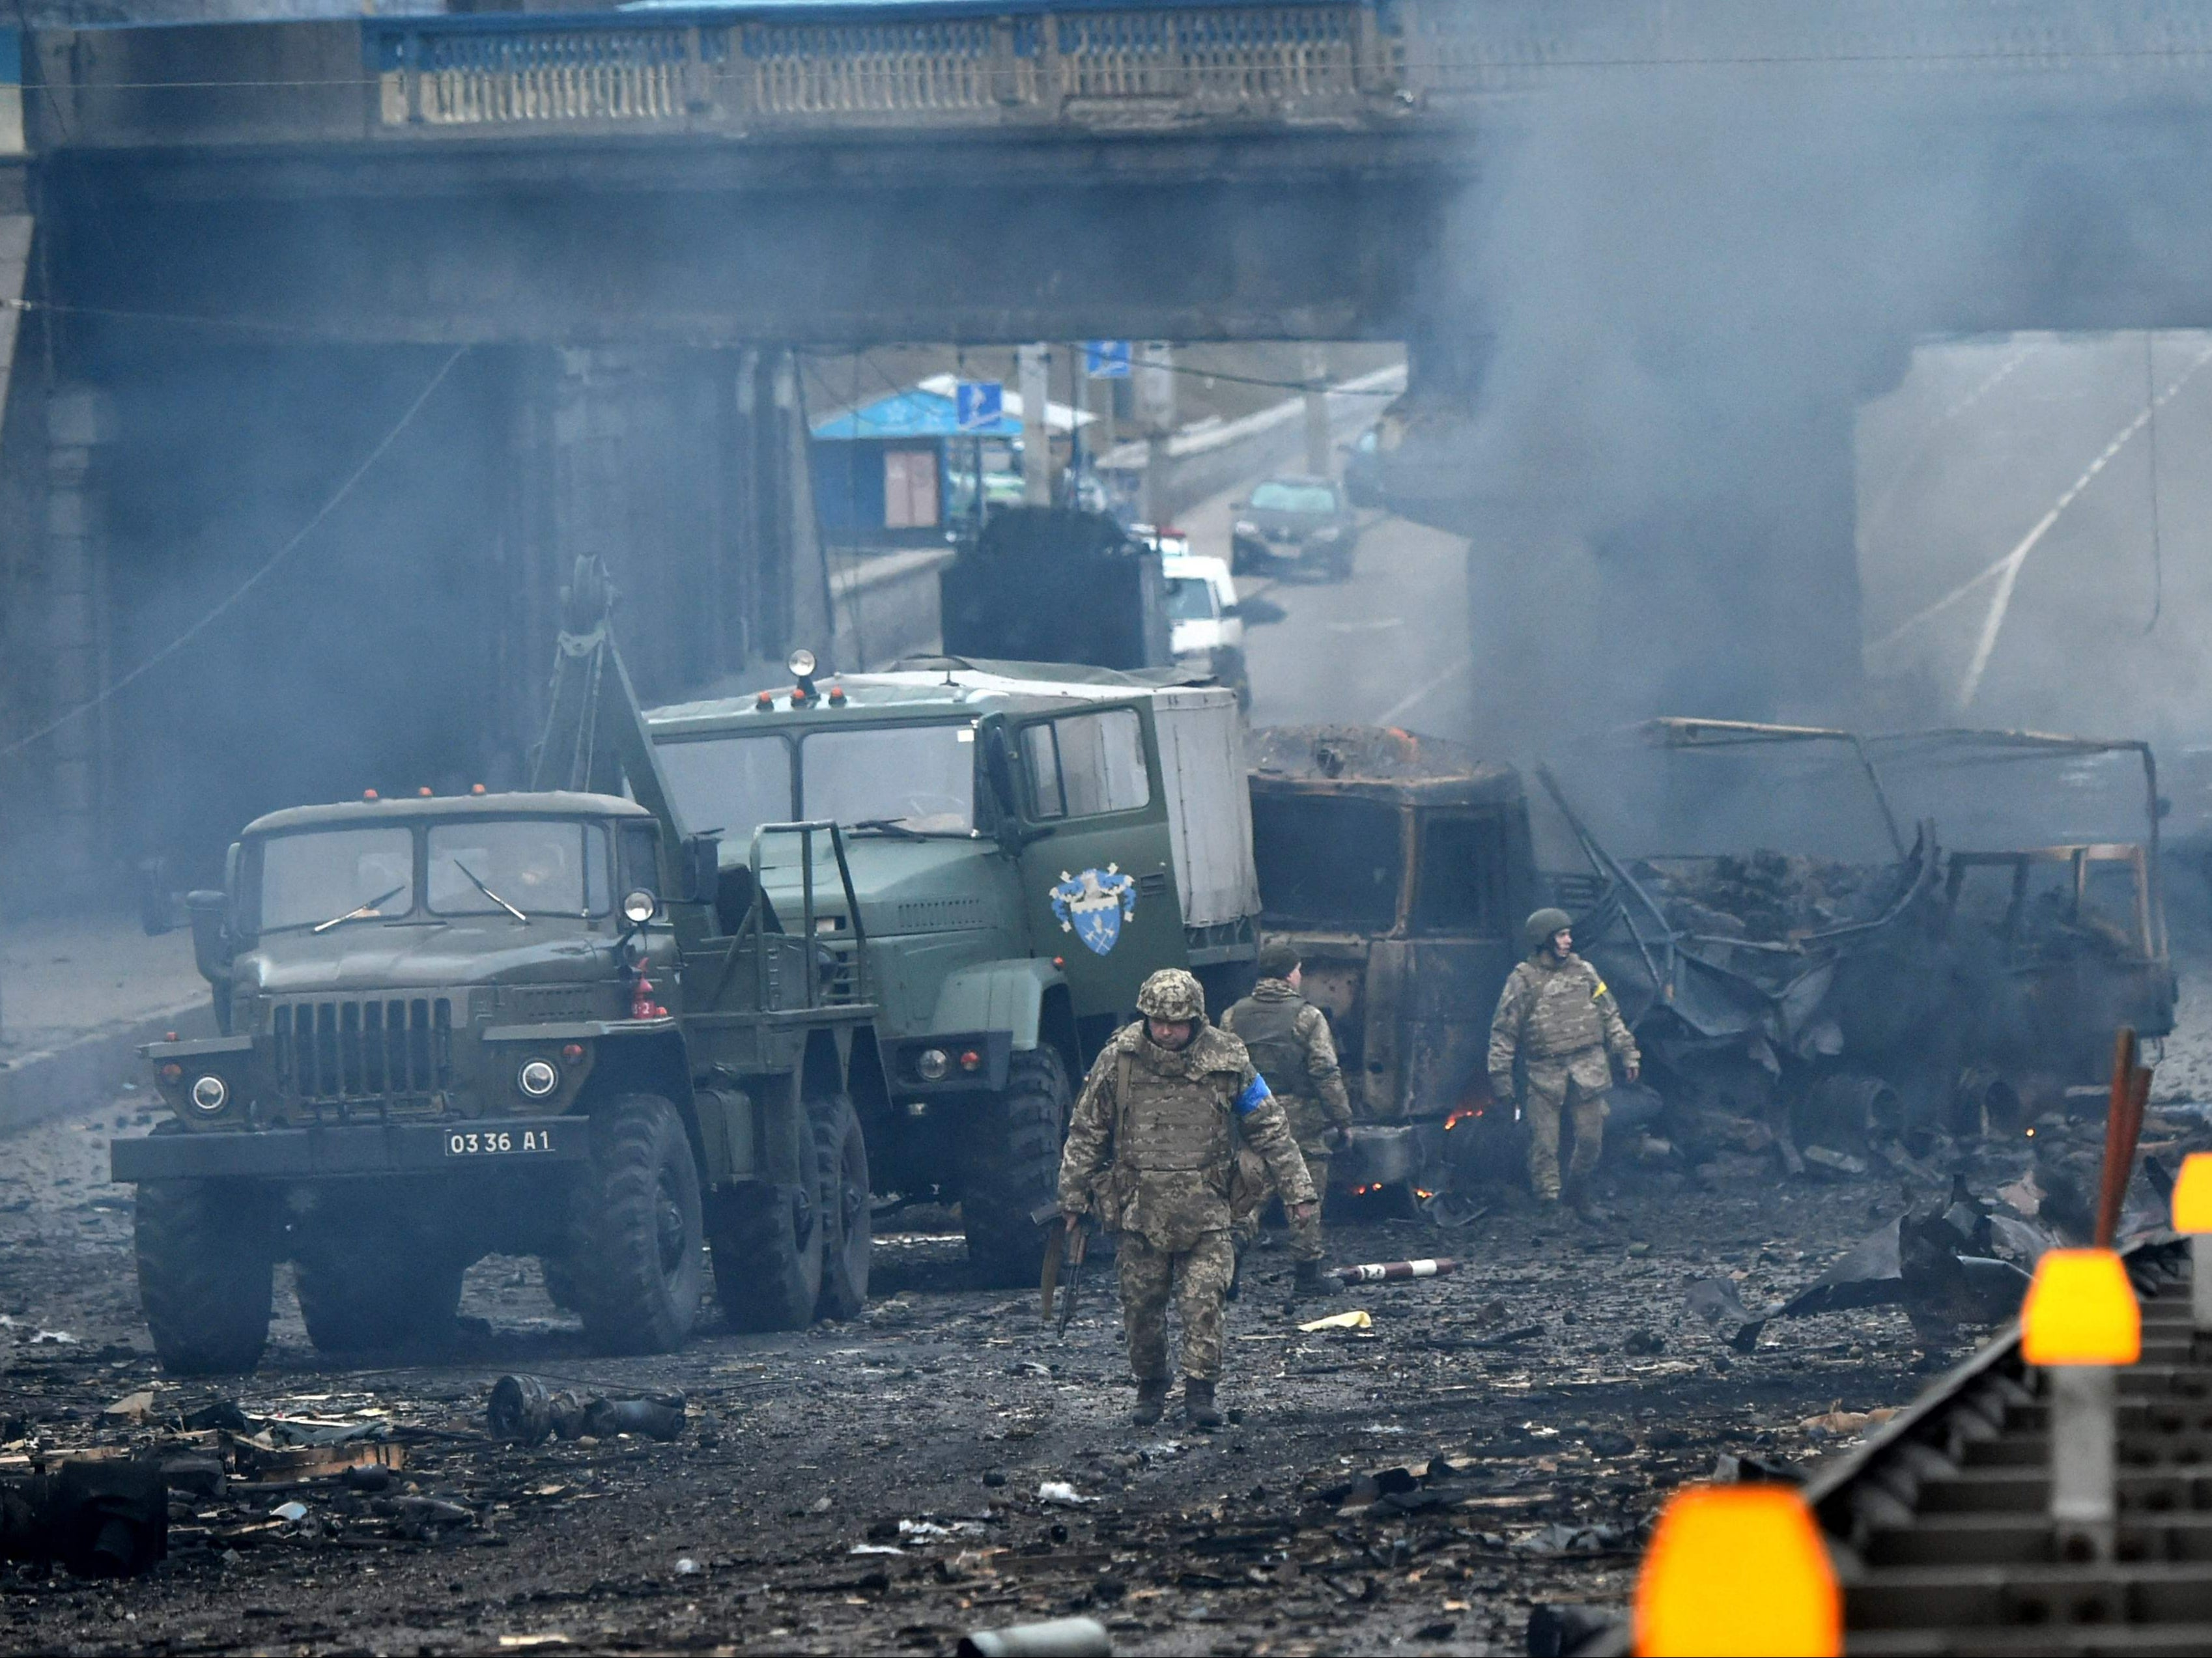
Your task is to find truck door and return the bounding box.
[1008,705,1185,1032]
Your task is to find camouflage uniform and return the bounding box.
[1058,981,1314,1388]
[1221,978,1351,1261]
[1488,944,1638,1201]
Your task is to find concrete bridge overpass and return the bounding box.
[10,0,2212,897]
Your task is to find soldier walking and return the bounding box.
[1221,942,1354,1296]
[1488,908,1639,1220]
[1058,968,1316,1428]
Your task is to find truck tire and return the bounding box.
[812,1093,871,1321]
[714,1173,825,1332]
[959,1045,1070,1287]
[135,1178,275,1376]
[563,1093,705,1355]
[295,1246,466,1355]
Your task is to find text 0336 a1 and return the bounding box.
[445,1129,556,1157]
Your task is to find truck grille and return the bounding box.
[272,996,453,1115]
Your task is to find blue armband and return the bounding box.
[1235,1075,1272,1117]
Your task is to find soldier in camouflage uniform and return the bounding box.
[1488,908,1639,1218]
[1221,941,1353,1296]
[1058,968,1317,1428]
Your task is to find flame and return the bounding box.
[1353,1183,1380,1196]
[1415,1188,1434,1200]
[1445,1106,1482,1131]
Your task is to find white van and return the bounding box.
[1161,552,1249,710]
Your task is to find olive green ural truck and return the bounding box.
[116,563,1256,1371]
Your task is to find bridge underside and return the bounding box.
[23,68,2212,888]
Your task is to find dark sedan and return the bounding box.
[1230,475,1359,582]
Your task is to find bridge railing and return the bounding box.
[32,0,2212,151]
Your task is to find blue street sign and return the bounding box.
[1085,341,1131,379]
[956,380,1004,432]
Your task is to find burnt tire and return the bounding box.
[811,1093,872,1321]
[135,1177,276,1376]
[295,1246,466,1355]
[959,1045,1071,1288]
[565,1093,705,1355]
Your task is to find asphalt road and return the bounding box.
[1172,482,1477,740]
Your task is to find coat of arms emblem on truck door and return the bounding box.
[1050,865,1139,956]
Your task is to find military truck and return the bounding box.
[115,567,881,1372]
[939,505,1172,673]
[640,653,1260,1277]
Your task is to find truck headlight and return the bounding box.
[915,1048,950,1082]
[1233,520,1258,538]
[189,1075,229,1116]
[621,890,657,925]
[518,1059,560,1099]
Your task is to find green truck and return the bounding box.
[115,563,1257,1371]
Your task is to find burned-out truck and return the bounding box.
[1245,719,2176,1198]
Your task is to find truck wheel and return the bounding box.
[714,1173,825,1332]
[812,1093,871,1321]
[295,1246,466,1355]
[567,1093,705,1355]
[135,1179,275,1376]
[959,1045,1070,1287]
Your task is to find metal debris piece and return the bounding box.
[489,1375,685,1444]
[957,1616,1113,1658]
[1334,1258,1459,1284]
[1035,1482,1092,1507]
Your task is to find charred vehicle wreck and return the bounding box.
[1538,719,2176,1170]
[1245,719,2175,1206]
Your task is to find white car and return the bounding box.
[1162,552,1249,709]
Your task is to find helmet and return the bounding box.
[1136,968,1207,1022]
[1256,940,1302,981]
[1524,907,1574,952]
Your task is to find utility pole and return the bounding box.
[1303,342,1331,477]
[1018,344,1051,505]
[1138,341,1175,526]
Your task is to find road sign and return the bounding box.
[1085,340,1131,379]
[956,380,1004,431]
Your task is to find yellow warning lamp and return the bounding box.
[2174,1154,2212,1234]
[2021,1248,2140,1368]
[1633,1484,1841,1657]
[2175,1153,2212,1336]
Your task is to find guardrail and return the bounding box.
[30,0,2212,151]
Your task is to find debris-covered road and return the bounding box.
[9,1082,2149,1657]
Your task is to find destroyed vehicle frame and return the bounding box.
[1541,718,2175,1156]
[1245,725,1541,1197]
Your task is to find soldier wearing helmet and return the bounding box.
[1488,908,1639,1220]
[1221,940,1353,1297]
[1058,968,1316,1428]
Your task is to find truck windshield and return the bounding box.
[427,821,611,918]
[1165,577,1218,622]
[1251,794,1402,927]
[657,735,797,840]
[258,828,416,933]
[802,725,976,834]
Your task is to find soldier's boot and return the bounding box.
[1131,1378,1171,1427]
[1183,1379,1223,1431]
[1564,1177,1613,1226]
[1293,1259,1336,1298]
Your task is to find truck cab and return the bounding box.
[644,658,1259,1276]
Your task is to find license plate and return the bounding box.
[444,1128,558,1158]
